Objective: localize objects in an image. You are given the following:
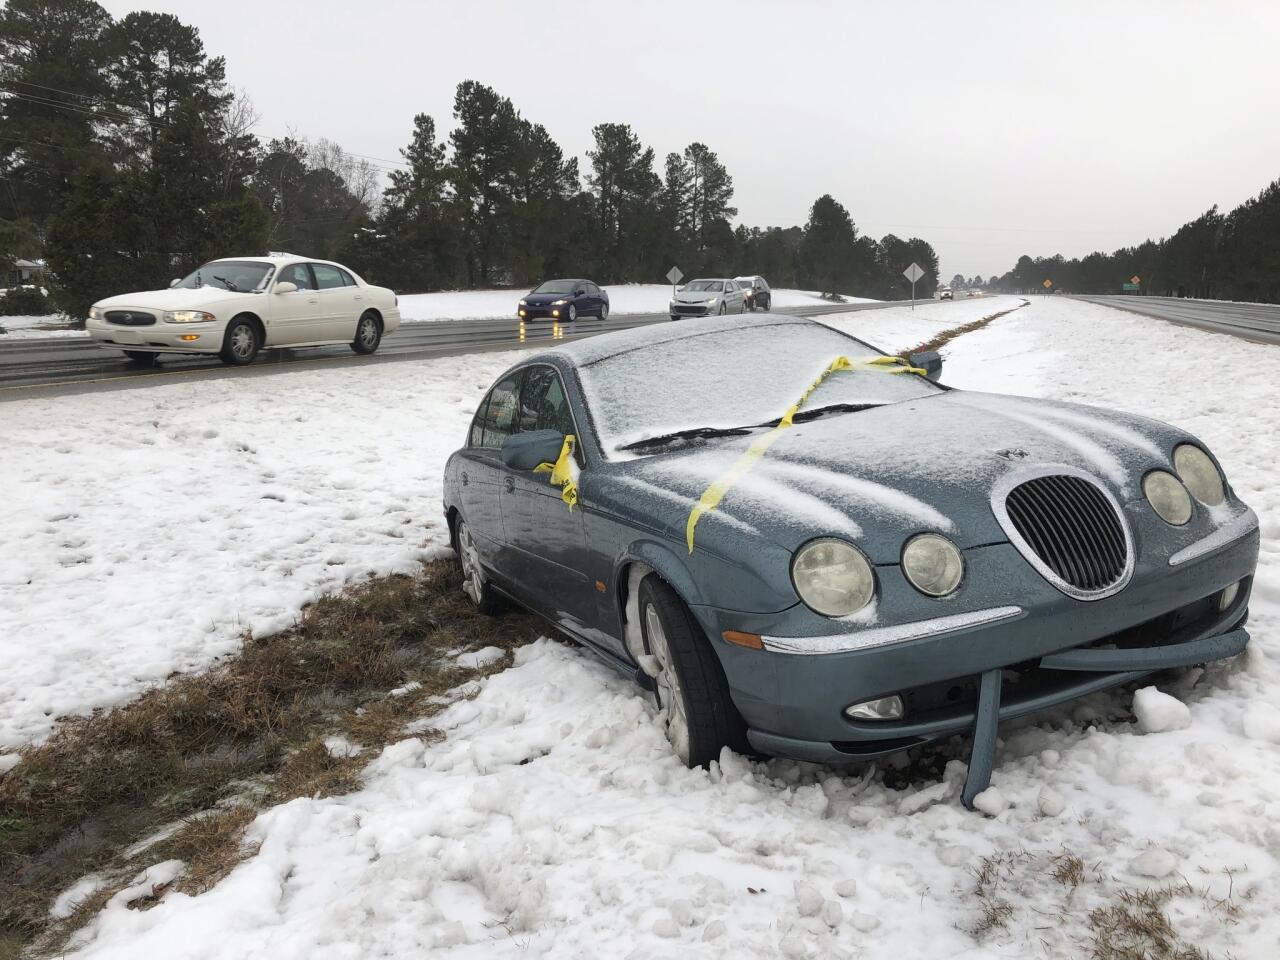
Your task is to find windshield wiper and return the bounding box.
[617,425,754,452]
[213,275,238,291]
[780,402,882,425]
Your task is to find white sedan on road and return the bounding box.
[86,254,401,365]
[668,278,748,320]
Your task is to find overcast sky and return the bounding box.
[101,0,1280,281]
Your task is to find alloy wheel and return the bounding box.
[358,316,379,348]
[230,324,255,360]
[644,601,691,763]
[459,523,485,606]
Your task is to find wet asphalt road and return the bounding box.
[1070,295,1280,346]
[0,299,939,401]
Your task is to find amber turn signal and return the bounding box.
[722,630,763,650]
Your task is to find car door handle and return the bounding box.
[353,295,363,301]
[307,297,318,303]
[504,477,515,493]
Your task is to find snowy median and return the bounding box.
[5,295,1279,957]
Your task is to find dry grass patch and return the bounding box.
[965,848,1242,958]
[0,559,540,956]
[906,300,1030,356]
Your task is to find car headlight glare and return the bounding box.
[707,298,718,306]
[1143,470,1192,525]
[792,539,875,617]
[88,306,102,321]
[1173,444,1224,506]
[163,310,216,324]
[519,299,527,306]
[901,533,964,597]
[552,299,568,306]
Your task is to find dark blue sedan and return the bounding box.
[518,279,609,322]
[443,314,1257,809]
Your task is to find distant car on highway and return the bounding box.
[444,313,1257,808]
[518,279,609,322]
[669,279,747,320]
[939,286,953,300]
[734,275,772,311]
[86,254,400,365]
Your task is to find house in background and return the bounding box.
[6,258,46,287]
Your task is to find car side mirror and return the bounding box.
[501,429,566,471]
[169,278,181,288]
[909,350,943,381]
[274,281,298,294]
[573,289,585,297]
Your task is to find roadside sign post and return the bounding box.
[902,262,925,311]
[666,266,684,303]
[1043,279,1053,294]
[1123,275,1141,295]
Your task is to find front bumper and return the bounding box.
[699,519,1258,806]
[87,316,223,353]
[518,305,570,321]
[670,302,716,318]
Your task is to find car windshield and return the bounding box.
[532,279,577,294]
[579,322,942,457]
[176,261,274,292]
[683,280,723,292]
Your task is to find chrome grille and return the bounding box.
[105,310,156,326]
[1002,474,1129,596]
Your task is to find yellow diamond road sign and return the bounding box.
[1043,279,1053,289]
[1130,275,1141,285]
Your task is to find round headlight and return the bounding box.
[792,539,875,617]
[1173,444,1224,506]
[902,533,964,597]
[1143,470,1192,525]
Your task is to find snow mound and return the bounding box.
[1132,686,1192,733]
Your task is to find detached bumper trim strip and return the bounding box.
[1039,627,1249,672]
[1169,508,1258,566]
[762,605,1025,655]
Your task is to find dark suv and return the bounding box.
[734,275,772,311]
[518,279,610,322]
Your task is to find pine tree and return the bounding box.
[0,0,114,228]
[587,123,660,281]
[800,194,857,297]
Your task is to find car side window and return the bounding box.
[311,264,346,290]
[279,263,313,290]
[337,267,356,286]
[468,395,489,447]
[519,365,574,437]
[478,371,524,449]
[586,282,599,295]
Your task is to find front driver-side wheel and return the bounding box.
[566,304,577,323]
[122,350,157,365]
[219,317,260,366]
[638,575,748,767]
[456,518,506,615]
[600,302,609,321]
[352,312,382,354]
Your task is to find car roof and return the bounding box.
[535,313,817,367]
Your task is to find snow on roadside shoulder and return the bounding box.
[0,315,87,339]
[43,296,1280,959]
[817,294,1025,354]
[0,350,524,750]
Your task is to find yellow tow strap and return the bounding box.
[535,434,579,509]
[685,356,925,552]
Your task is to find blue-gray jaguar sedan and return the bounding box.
[442,314,1258,807]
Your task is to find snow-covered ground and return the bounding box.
[7,295,1280,958]
[0,314,85,339]
[398,284,879,323]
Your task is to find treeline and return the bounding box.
[989,178,1280,302]
[0,0,940,317]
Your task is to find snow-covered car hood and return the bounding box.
[94,287,258,312]
[593,389,1202,563]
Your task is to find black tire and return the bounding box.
[455,518,506,615]
[638,575,748,768]
[669,314,679,322]
[760,296,771,311]
[122,350,157,365]
[599,302,609,321]
[566,303,577,322]
[219,316,260,366]
[718,303,727,316]
[351,311,382,355]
